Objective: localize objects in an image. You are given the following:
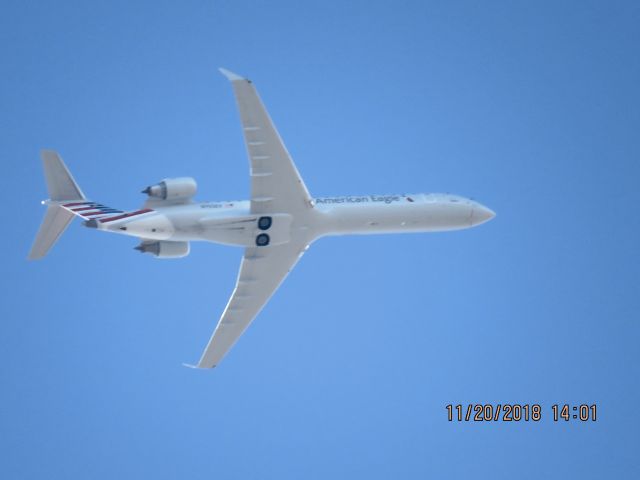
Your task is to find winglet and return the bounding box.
[219,68,246,82]
[182,362,216,370]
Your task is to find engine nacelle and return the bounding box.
[142,177,197,201]
[135,241,190,259]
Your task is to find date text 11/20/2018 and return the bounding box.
[446,404,597,422]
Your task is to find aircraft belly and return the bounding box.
[199,213,293,247]
[315,197,474,235]
[116,213,174,240]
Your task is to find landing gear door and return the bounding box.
[254,214,292,247]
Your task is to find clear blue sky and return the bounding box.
[2,1,639,478]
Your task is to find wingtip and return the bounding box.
[218,67,246,82]
[40,149,60,162]
[182,362,216,370]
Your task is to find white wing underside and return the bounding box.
[224,68,312,215]
[191,240,309,369]
[190,69,313,368]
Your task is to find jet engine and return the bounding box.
[135,241,190,258]
[142,177,197,201]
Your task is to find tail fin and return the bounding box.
[28,150,86,260]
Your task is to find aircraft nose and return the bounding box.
[470,204,496,226]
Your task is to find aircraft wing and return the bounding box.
[187,70,315,368]
[190,239,309,368]
[220,68,312,216]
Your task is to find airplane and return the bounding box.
[29,68,495,369]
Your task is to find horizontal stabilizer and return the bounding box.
[41,150,86,201]
[28,205,75,260]
[30,150,87,259]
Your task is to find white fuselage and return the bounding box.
[93,192,495,247]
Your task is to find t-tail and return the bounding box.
[28,150,123,260]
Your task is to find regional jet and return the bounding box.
[29,68,495,368]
